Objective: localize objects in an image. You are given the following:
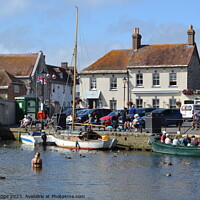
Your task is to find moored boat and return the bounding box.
[20,131,55,146]
[53,131,117,150]
[150,135,200,157]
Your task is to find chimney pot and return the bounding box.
[61,62,68,68]
[132,28,142,51]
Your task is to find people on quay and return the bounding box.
[165,134,171,144]
[160,131,167,143]
[190,135,199,146]
[129,105,137,115]
[44,114,54,128]
[20,115,31,128]
[123,114,133,131]
[191,112,200,130]
[84,113,94,130]
[121,107,129,131]
[172,135,180,146]
[111,115,119,131]
[181,134,191,146]
[31,152,42,168]
[130,114,141,132]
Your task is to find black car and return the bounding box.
[62,108,84,116]
[144,108,183,127]
[76,109,112,123]
[118,108,155,124]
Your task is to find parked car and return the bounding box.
[62,108,84,117]
[76,109,112,123]
[66,109,88,124]
[144,108,183,127]
[180,104,200,119]
[100,109,123,126]
[118,108,155,124]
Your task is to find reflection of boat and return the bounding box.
[53,131,117,150]
[150,135,200,156]
[20,131,55,145]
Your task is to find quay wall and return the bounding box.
[1,127,153,151]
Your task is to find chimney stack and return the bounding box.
[187,25,195,45]
[61,62,68,69]
[132,28,142,51]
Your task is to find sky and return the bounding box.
[0,0,200,72]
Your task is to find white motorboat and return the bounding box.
[20,131,55,145]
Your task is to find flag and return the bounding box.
[37,75,46,84]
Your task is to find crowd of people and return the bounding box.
[160,131,200,146]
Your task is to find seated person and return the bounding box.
[130,114,141,131]
[165,134,171,144]
[111,116,119,131]
[191,136,199,146]
[160,131,166,143]
[84,114,94,130]
[20,115,31,128]
[172,135,180,146]
[181,134,191,146]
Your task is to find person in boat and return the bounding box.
[165,134,171,144]
[190,136,199,146]
[31,152,42,168]
[160,131,167,143]
[181,134,191,146]
[172,135,180,146]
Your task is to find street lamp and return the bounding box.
[123,77,128,107]
[41,69,47,130]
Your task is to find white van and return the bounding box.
[180,104,200,119]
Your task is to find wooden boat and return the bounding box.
[53,131,117,150]
[21,131,55,146]
[149,135,200,156]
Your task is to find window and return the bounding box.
[136,98,143,108]
[136,71,143,87]
[14,85,20,93]
[153,71,160,86]
[110,100,117,110]
[169,71,177,86]
[90,77,97,90]
[110,76,117,90]
[152,98,159,108]
[169,98,176,108]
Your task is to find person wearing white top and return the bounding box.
[165,134,171,144]
[172,136,180,146]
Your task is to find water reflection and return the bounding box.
[1,141,200,200]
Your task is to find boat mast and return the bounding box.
[72,6,78,130]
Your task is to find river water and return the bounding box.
[1,141,200,200]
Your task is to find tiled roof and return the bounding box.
[0,53,38,76]
[81,43,195,72]
[0,70,24,86]
[128,44,195,66]
[82,49,133,71]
